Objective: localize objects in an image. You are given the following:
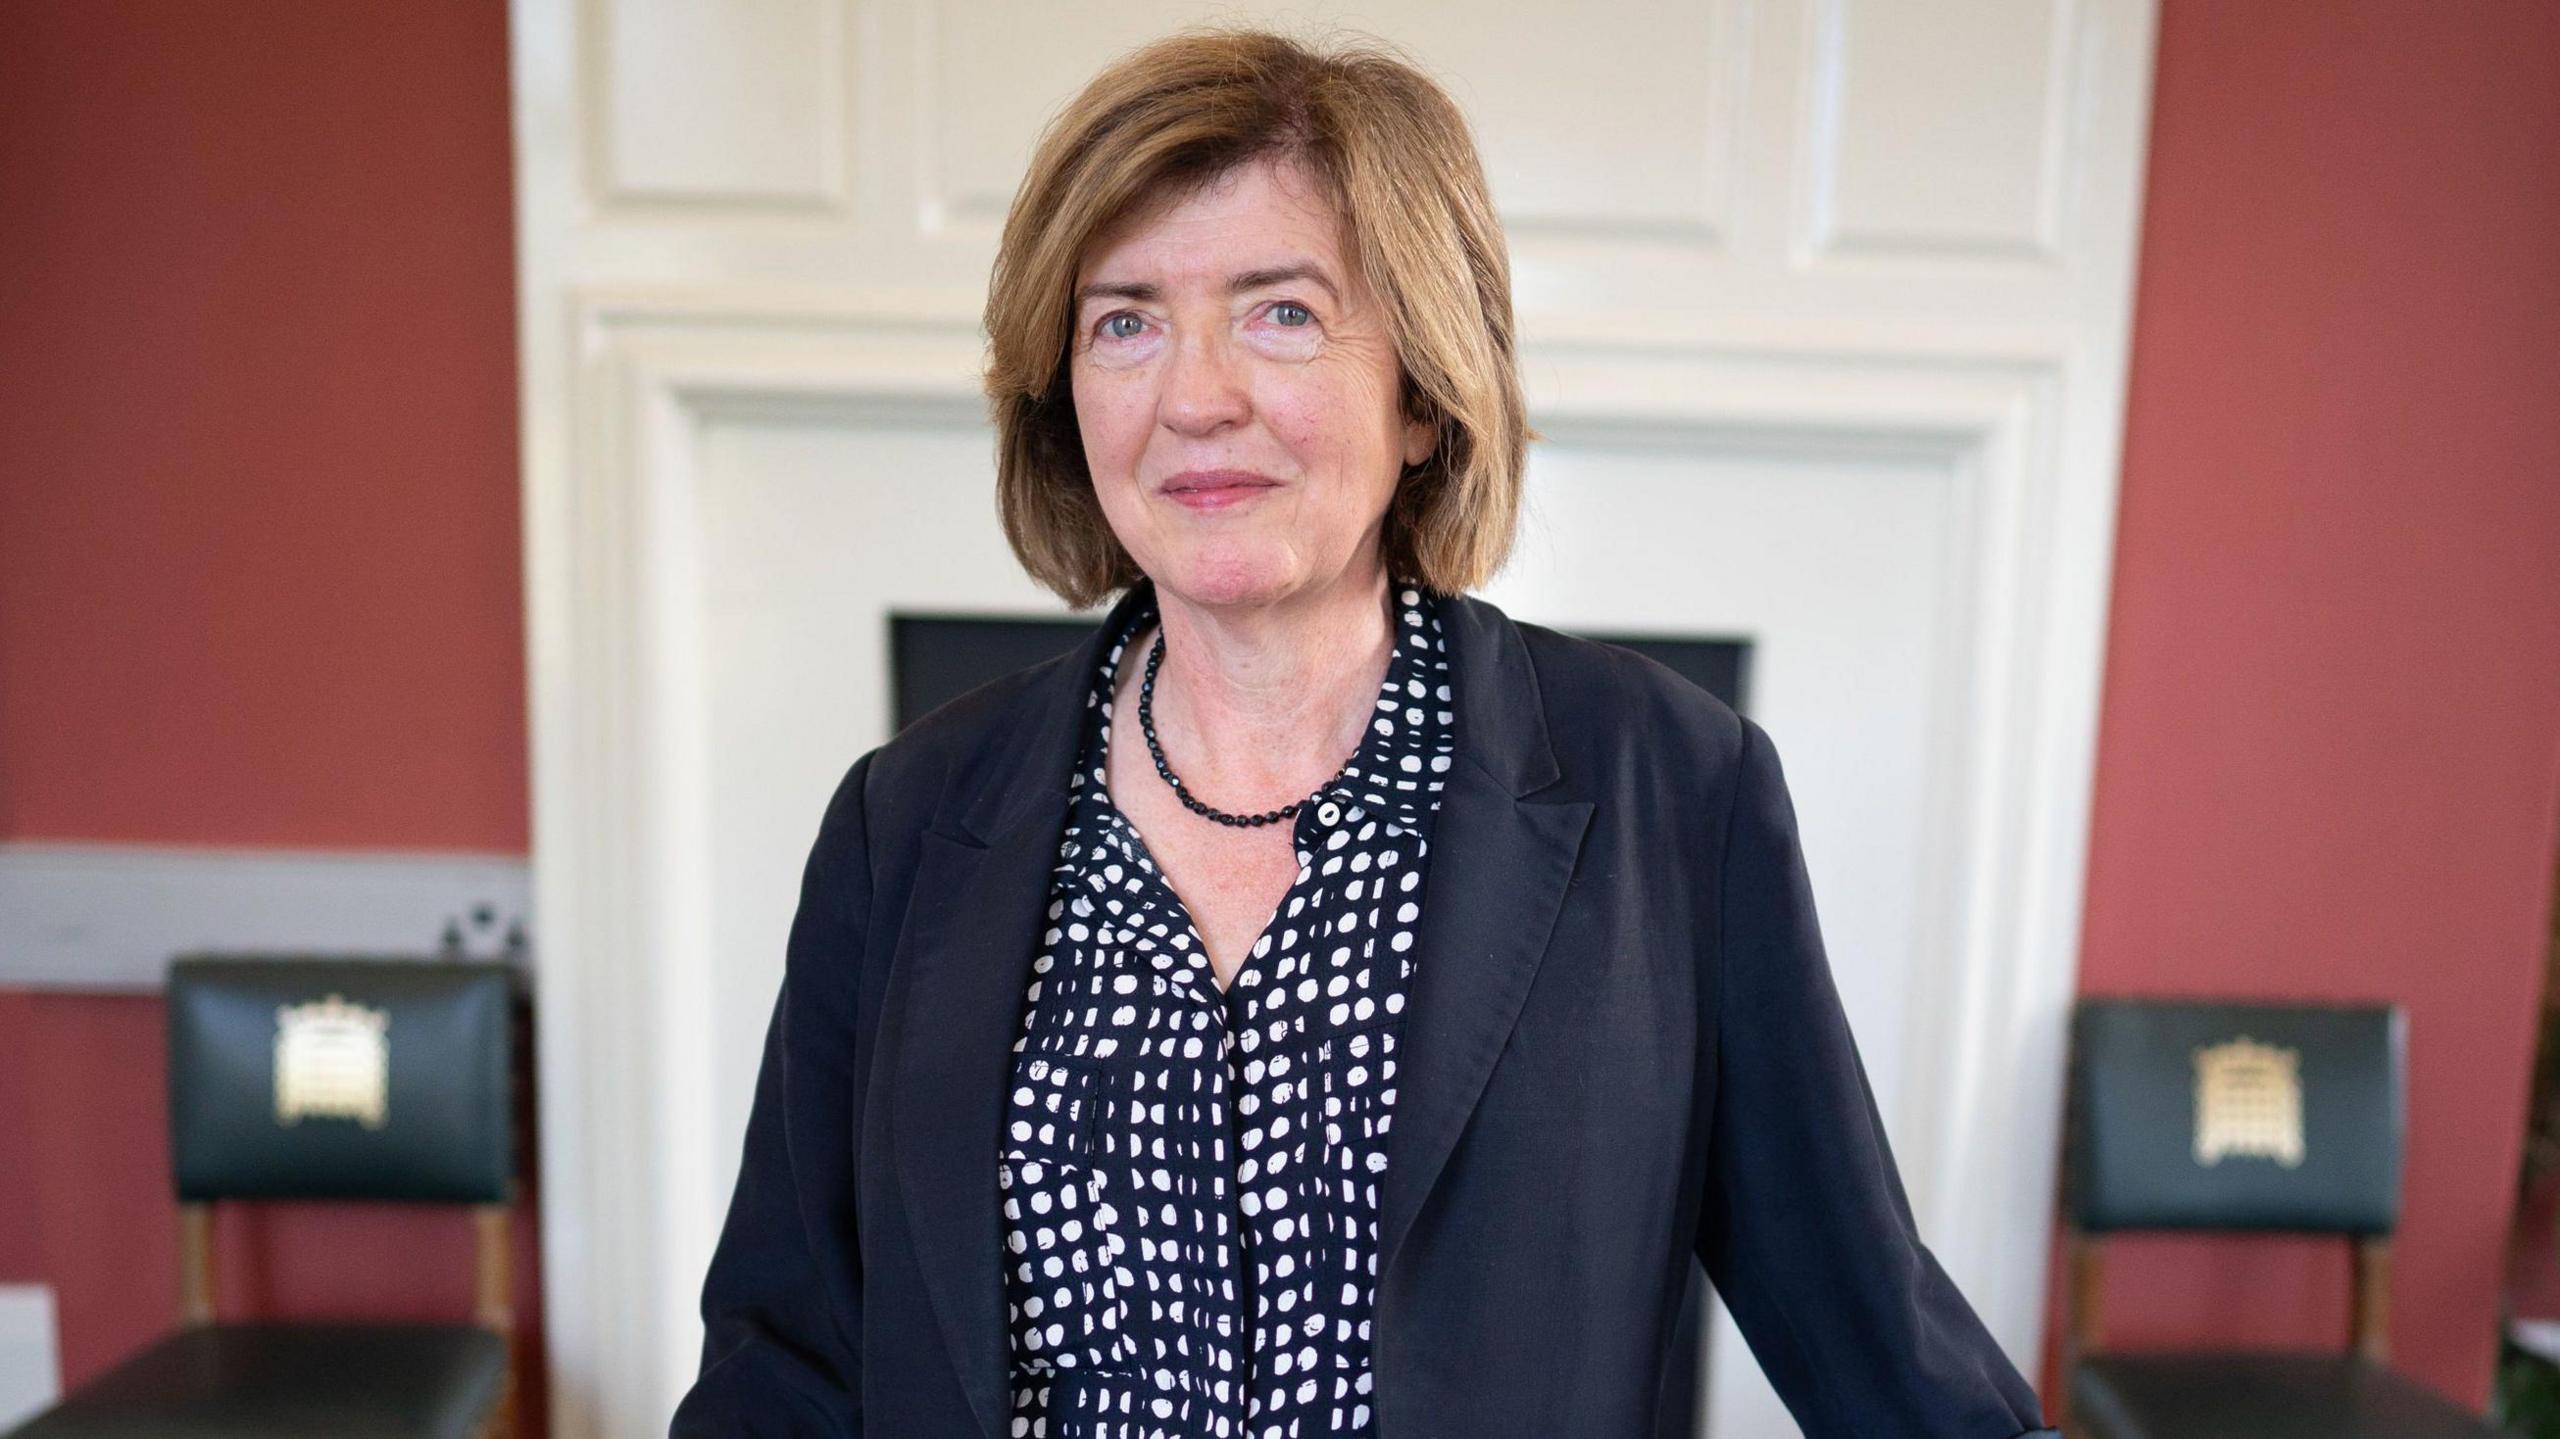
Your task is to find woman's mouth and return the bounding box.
[1162,471,1281,510]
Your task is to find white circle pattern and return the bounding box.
[999,581,1455,1438]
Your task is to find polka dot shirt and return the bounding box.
[999,580,1456,1438]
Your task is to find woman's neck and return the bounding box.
[1123,567,1398,813]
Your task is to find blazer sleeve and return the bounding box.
[1694,717,2058,1439]
[669,749,877,1438]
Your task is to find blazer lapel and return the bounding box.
[884,581,1141,1439]
[883,581,1591,1439]
[1375,592,1594,1282]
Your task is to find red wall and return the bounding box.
[0,2,541,1430]
[0,0,527,851]
[2043,0,2560,1412]
[2,0,2557,1429]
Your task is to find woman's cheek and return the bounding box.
[1259,377,1339,451]
[1079,378,1151,456]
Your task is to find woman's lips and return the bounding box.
[1163,477,1279,510]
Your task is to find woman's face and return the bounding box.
[1069,154,1435,611]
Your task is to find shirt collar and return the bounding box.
[1314,579,1453,835]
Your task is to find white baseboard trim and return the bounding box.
[0,1285,59,1430]
[0,842,532,990]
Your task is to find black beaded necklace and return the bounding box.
[1135,616,1363,829]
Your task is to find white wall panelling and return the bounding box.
[512,2,2158,1433]
[0,843,530,990]
[589,0,852,209]
[0,1286,60,1433]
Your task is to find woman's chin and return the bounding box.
[1150,546,1309,610]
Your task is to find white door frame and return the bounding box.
[510,3,2158,1432]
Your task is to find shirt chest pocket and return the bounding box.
[999,1053,1137,1374]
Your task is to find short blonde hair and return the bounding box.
[983,25,1535,610]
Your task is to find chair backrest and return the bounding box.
[2068,997,2405,1236]
[166,953,516,1204]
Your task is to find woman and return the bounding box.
[672,26,2057,1439]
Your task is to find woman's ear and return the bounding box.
[1400,407,1438,471]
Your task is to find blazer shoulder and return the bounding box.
[850,643,1079,830]
[1509,614,1749,774]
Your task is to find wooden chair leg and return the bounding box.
[178,1202,216,1326]
[475,1201,517,1439]
[2352,1236,2391,1365]
[2060,1228,2104,1436]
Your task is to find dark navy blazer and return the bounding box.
[670,580,2060,1438]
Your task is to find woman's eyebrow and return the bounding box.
[1228,263,1341,301]
[1075,263,1342,308]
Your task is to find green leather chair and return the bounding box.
[7,955,521,1439]
[2061,997,2513,1438]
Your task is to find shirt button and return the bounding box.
[1315,800,1342,826]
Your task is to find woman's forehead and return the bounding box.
[1077,178,1363,299]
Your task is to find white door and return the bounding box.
[510,2,2158,1434]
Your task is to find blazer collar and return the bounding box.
[885,575,1593,1439]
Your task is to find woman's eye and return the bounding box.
[1100,313,1145,340]
[1270,301,1313,327]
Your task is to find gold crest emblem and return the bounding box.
[273,993,391,1129]
[2191,1036,2304,1167]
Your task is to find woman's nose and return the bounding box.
[1157,329,1249,435]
